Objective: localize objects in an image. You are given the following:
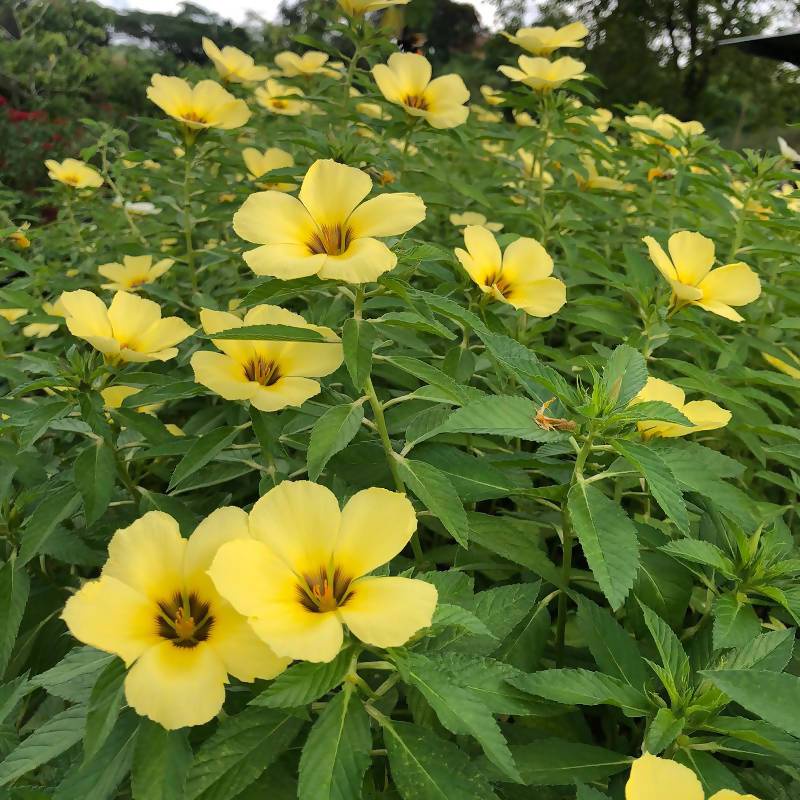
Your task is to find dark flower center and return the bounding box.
[297,566,353,613]
[182,111,208,124]
[243,356,281,385]
[307,224,352,256]
[156,591,214,648]
[403,94,429,110]
[483,270,513,298]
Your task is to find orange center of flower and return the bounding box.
[297,567,353,613]
[403,94,429,111]
[156,591,214,648]
[307,224,353,256]
[484,270,513,298]
[62,174,80,185]
[272,99,288,109]
[182,111,208,124]
[243,356,281,385]
[128,276,148,288]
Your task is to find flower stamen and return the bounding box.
[156,591,214,648]
[402,94,429,110]
[243,356,281,385]
[297,566,352,613]
[307,224,353,256]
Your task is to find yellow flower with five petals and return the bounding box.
[60,290,193,363]
[146,75,250,130]
[498,56,586,92]
[201,37,270,83]
[242,146,295,190]
[372,53,470,129]
[233,158,426,283]
[62,509,289,730]
[191,305,343,412]
[208,480,438,663]
[455,226,566,317]
[254,79,308,116]
[44,158,103,189]
[275,50,330,77]
[449,212,503,232]
[502,22,589,56]
[98,255,174,292]
[643,231,761,322]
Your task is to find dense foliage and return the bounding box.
[2,3,800,800]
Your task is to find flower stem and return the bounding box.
[181,146,197,292]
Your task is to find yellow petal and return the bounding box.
[278,339,343,379]
[134,316,194,354]
[347,193,426,238]
[107,291,160,344]
[334,488,417,578]
[463,225,502,280]
[634,377,686,409]
[501,237,554,282]
[709,792,760,800]
[250,376,321,411]
[691,300,745,322]
[61,577,158,666]
[250,604,344,662]
[339,576,437,648]
[146,75,193,118]
[124,640,227,730]
[243,243,326,279]
[316,237,397,283]
[183,506,251,586]
[103,511,186,601]
[697,262,761,308]
[249,480,341,574]
[682,400,732,433]
[505,278,566,317]
[668,231,715,285]
[299,160,372,228]
[191,351,259,401]
[625,754,704,800]
[233,190,314,246]
[60,290,112,339]
[385,52,431,96]
[424,74,470,109]
[200,308,254,363]
[642,236,678,282]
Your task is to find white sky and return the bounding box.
[103,0,502,29]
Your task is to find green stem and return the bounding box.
[182,147,197,292]
[555,432,594,665]
[535,92,551,243]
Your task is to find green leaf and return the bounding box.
[659,539,736,576]
[342,318,375,391]
[83,658,126,760]
[185,707,304,800]
[507,739,629,786]
[640,604,691,703]
[601,344,647,410]
[168,426,239,491]
[567,481,640,610]
[395,651,521,782]
[251,648,352,708]
[575,595,648,690]
[0,674,31,725]
[0,704,87,786]
[204,324,332,342]
[383,356,479,406]
[471,583,540,644]
[643,707,684,754]
[121,381,205,407]
[713,594,761,650]
[307,403,364,481]
[18,485,82,566]
[383,720,499,800]
[397,458,469,547]
[612,440,688,532]
[298,685,371,800]
[131,721,192,800]
[509,668,650,716]
[74,440,115,525]
[0,558,29,677]
[33,647,115,703]
[612,401,692,426]
[442,396,559,441]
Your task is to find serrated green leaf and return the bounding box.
[83,657,126,760]
[506,739,629,786]
[0,559,29,677]
[342,318,375,391]
[74,440,115,525]
[131,721,192,800]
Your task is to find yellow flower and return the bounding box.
[730,180,771,219]
[631,377,731,439]
[575,155,626,191]
[503,21,589,55]
[350,87,390,120]
[275,50,330,77]
[22,299,66,339]
[233,158,426,283]
[471,104,503,123]
[449,212,503,232]
[518,148,554,186]
[98,255,174,292]
[242,147,295,191]
[146,75,250,130]
[455,226,566,316]
[763,348,800,379]
[388,137,419,156]
[254,79,307,116]
[480,85,505,106]
[338,0,409,15]
[647,167,674,182]
[0,308,27,323]
[191,305,343,412]
[202,37,270,83]
[568,102,613,132]
[643,231,761,321]
[44,158,103,189]
[208,481,438,663]
[499,56,586,92]
[8,226,31,249]
[372,53,470,129]
[626,753,759,800]
[514,110,536,127]
[626,113,704,147]
[62,510,289,730]
[101,385,161,415]
[60,289,194,363]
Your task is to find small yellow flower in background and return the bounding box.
[503,21,589,55]
[647,166,674,182]
[8,224,31,249]
[191,305,343,412]
[518,148,555,187]
[146,75,250,130]
[98,255,174,292]
[62,510,289,730]
[233,158,426,283]
[160,237,178,252]
[729,180,771,220]
[499,56,586,92]
[101,385,161,415]
[60,290,193,363]
[762,348,800,379]
[202,37,270,83]
[471,104,502,123]
[575,155,627,191]
[450,212,503,233]
[372,52,470,129]
[22,299,66,339]
[631,377,731,439]
[513,110,536,127]
[567,102,613,132]
[242,147,295,190]
[775,182,800,212]
[481,140,505,155]
[480,85,504,106]
[778,136,800,163]
[455,225,566,316]
[338,0,409,15]
[626,113,704,147]
[45,158,103,189]
[350,87,390,120]
[275,50,330,77]
[123,158,160,170]
[254,79,307,116]
[0,308,27,323]
[208,480,437,663]
[388,137,419,157]
[643,231,761,322]
[626,753,759,800]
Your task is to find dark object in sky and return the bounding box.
[719,30,800,67]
